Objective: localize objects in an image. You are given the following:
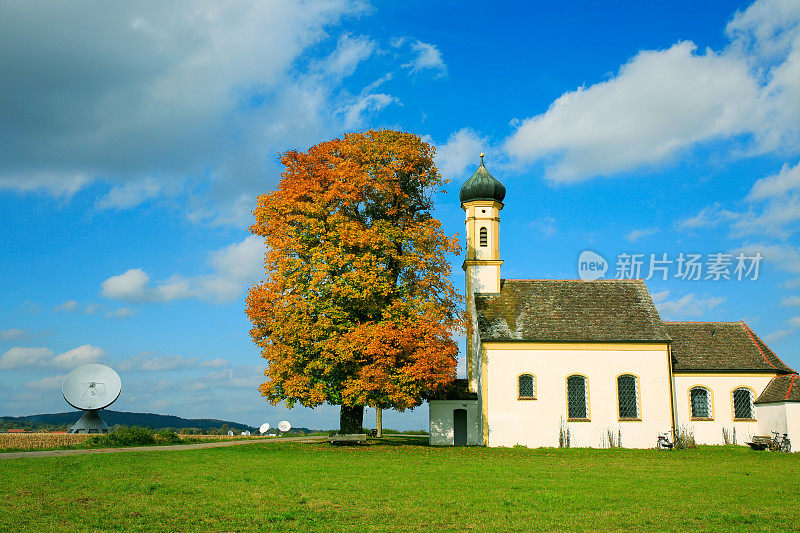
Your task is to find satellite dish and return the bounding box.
[278,420,291,432]
[227,430,234,436]
[62,364,122,434]
[259,423,270,434]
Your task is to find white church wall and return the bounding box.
[672,374,774,445]
[482,343,672,449]
[428,400,481,445]
[786,403,800,446]
[756,403,787,437]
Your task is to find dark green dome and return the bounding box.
[459,157,506,203]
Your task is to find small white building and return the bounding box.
[429,157,799,448]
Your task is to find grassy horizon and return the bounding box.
[2,437,799,531]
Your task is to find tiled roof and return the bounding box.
[474,279,670,343]
[755,374,800,404]
[665,322,795,373]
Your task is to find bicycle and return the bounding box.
[656,432,674,450]
[770,431,791,453]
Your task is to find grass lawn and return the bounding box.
[2,437,799,531]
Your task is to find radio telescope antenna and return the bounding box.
[259,422,270,434]
[62,364,122,434]
[278,420,291,433]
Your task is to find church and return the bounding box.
[428,157,800,448]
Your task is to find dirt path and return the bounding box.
[0,435,327,460]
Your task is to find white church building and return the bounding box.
[428,157,799,448]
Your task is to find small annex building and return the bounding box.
[428,157,799,448]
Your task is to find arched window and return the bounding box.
[518,374,535,399]
[617,374,639,420]
[479,227,488,247]
[732,387,754,420]
[567,375,588,420]
[690,387,713,419]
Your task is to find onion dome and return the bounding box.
[459,154,506,203]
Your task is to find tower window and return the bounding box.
[479,227,488,247]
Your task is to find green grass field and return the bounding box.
[2,437,799,531]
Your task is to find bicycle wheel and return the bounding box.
[781,441,791,453]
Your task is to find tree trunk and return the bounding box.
[340,405,364,434]
[376,408,383,437]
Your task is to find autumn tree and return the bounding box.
[246,130,463,433]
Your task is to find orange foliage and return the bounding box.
[246,130,463,411]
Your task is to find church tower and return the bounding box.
[459,153,505,391]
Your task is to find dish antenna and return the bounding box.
[259,423,270,434]
[62,364,122,434]
[278,420,291,433]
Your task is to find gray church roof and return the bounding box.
[665,321,795,374]
[755,374,800,404]
[459,157,506,204]
[474,279,670,343]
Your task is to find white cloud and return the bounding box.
[733,160,800,238]
[101,269,151,301]
[101,235,264,303]
[106,307,137,318]
[781,296,800,306]
[655,292,726,318]
[117,352,227,372]
[625,227,658,242]
[432,128,484,180]
[0,347,54,369]
[504,0,800,182]
[0,0,396,224]
[25,375,64,391]
[398,38,447,77]
[96,177,164,210]
[54,300,79,312]
[320,33,375,78]
[747,162,800,201]
[342,93,399,129]
[52,345,107,368]
[0,329,30,341]
[734,243,800,273]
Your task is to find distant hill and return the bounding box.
[0,410,257,432]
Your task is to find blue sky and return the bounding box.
[1,0,799,430]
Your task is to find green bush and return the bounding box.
[85,426,156,447]
[155,430,183,444]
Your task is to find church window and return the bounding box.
[732,387,754,420]
[518,374,535,399]
[617,374,639,420]
[690,387,713,419]
[479,227,488,247]
[567,375,588,420]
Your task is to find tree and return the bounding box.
[246,129,463,433]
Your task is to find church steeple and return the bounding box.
[461,154,504,392]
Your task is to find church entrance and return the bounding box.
[453,409,467,446]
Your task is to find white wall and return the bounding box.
[429,400,481,446]
[483,343,672,449]
[673,374,774,445]
[757,402,800,447]
[787,403,800,447]
[756,402,787,436]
